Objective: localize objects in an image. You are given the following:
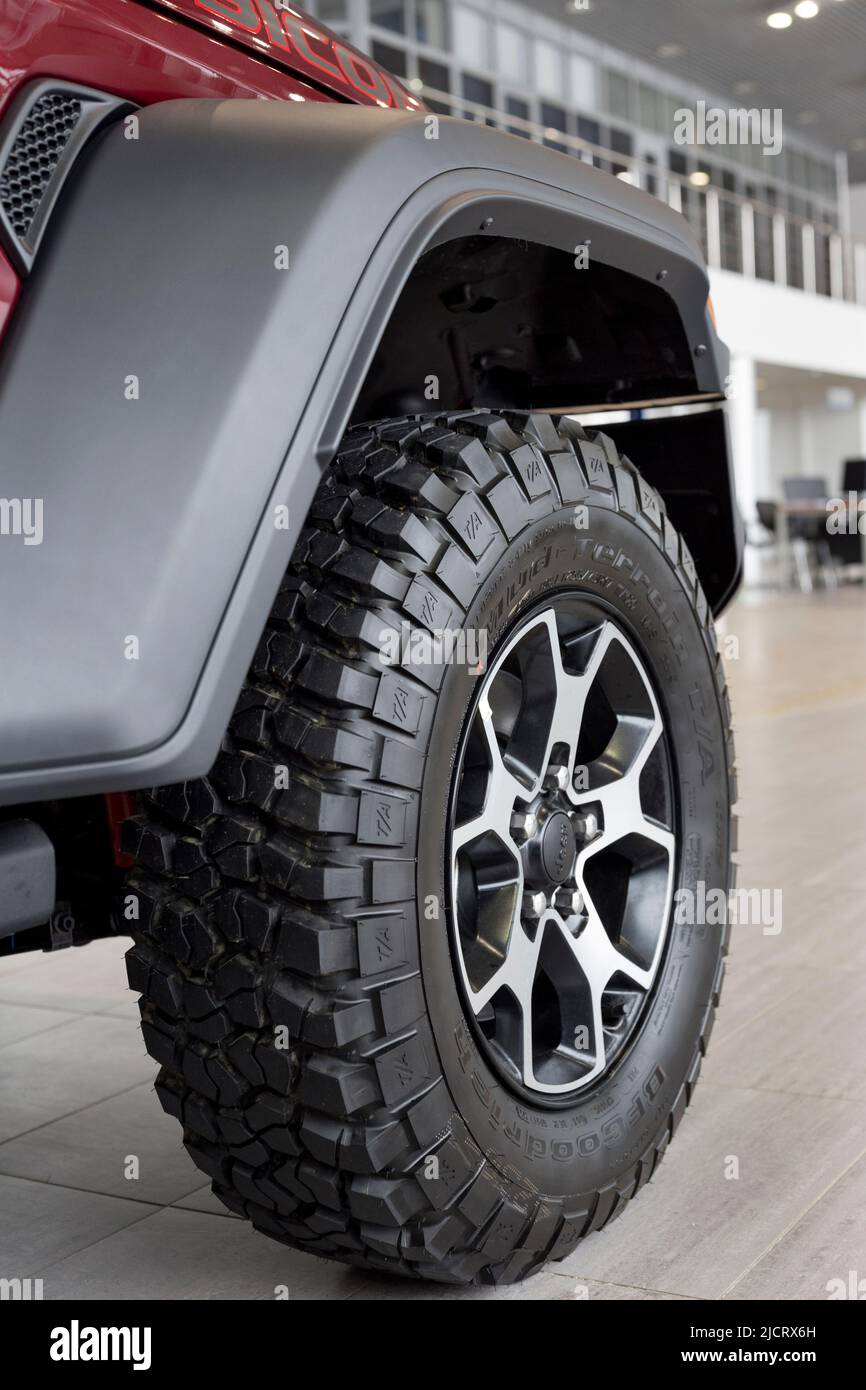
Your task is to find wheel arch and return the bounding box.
[0,99,736,805]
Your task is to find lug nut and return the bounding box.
[554,888,585,917]
[545,764,570,792]
[574,810,599,841]
[511,810,538,841]
[522,890,548,919]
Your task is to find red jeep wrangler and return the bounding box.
[0,0,739,1285]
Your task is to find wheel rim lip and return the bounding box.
[445,590,679,1105]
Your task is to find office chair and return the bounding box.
[780,477,836,592]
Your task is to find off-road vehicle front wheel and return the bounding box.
[124,410,735,1285]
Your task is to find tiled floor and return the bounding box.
[2,586,866,1300]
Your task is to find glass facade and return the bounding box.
[304,0,841,254]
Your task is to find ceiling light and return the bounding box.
[689,170,711,187]
[794,1,819,16]
[766,11,793,26]
[656,42,686,58]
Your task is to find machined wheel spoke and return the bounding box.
[537,612,618,795]
[466,914,539,1016]
[636,818,676,857]
[449,599,677,1098]
[452,696,533,855]
[567,911,652,992]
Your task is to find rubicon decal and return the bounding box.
[153,1,417,108]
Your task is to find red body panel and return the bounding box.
[0,247,19,338]
[153,2,418,108]
[0,0,418,118]
[1,0,333,118]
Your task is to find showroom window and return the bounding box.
[821,162,837,199]
[416,0,448,49]
[370,0,405,34]
[569,52,595,110]
[577,114,602,167]
[609,125,633,177]
[540,101,568,153]
[535,39,563,99]
[669,147,689,214]
[316,0,348,22]
[505,93,530,138]
[371,40,408,78]
[419,54,450,88]
[419,55,450,90]
[461,70,494,122]
[638,82,664,135]
[453,6,490,69]
[644,152,658,197]
[497,22,528,85]
[769,146,788,187]
[786,190,806,291]
[721,168,741,274]
[752,183,777,284]
[788,149,806,190]
[662,92,687,145]
[690,159,716,262]
[605,68,632,123]
[419,55,451,112]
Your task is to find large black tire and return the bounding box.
[124,411,735,1285]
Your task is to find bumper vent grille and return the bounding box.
[0,92,85,242]
[0,81,131,272]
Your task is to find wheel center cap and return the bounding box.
[539,811,576,885]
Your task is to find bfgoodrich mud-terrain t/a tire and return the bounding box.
[124,411,735,1285]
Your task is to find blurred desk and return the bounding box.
[776,497,865,591]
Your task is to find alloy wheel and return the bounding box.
[449,599,676,1100]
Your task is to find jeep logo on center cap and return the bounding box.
[540,812,576,885]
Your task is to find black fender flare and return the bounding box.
[0,100,730,802]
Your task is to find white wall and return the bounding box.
[760,405,864,498]
[709,270,866,380]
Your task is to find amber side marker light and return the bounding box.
[707,295,718,329]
